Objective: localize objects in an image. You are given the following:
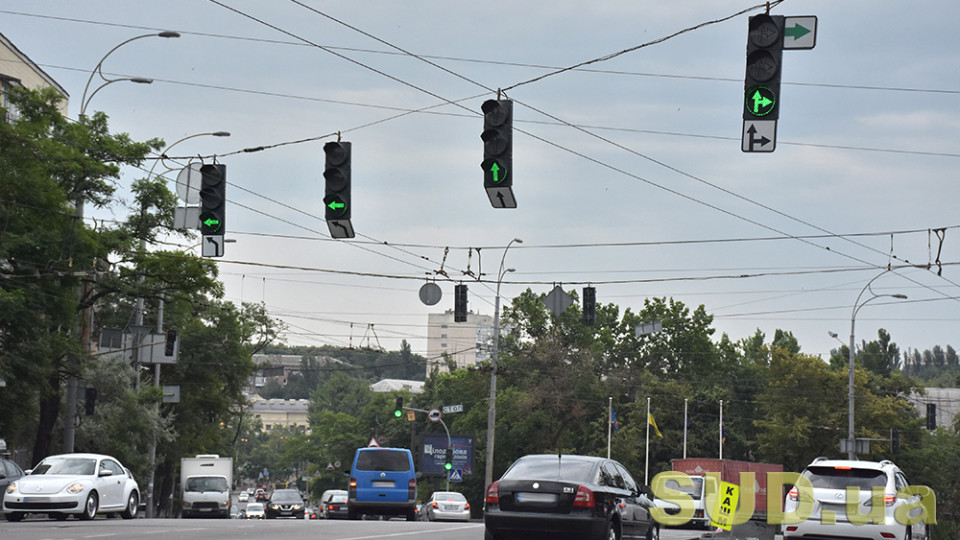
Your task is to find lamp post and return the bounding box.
[846,271,907,459]
[79,31,180,116]
[484,238,522,490]
[142,131,229,518]
[64,31,181,455]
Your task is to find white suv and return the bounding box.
[782,458,931,540]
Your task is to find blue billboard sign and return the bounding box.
[421,435,474,476]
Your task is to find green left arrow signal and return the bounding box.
[327,200,345,211]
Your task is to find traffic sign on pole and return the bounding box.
[428,408,442,422]
[783,16,817,50]
[741,120,777,153]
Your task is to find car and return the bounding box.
[484,454,659,540]
[0,451,26,516]
[3,453,140,522]
[781,457,931,540]
[265,488,304,519]
[254,487,268,502]
[423,490,471,522]
[347,447,417,521]
[320,489,349,519]
[238,490,249,502]
[244,502,265,519]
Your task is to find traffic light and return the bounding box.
[582,286,596,326]
[84,387,97,416]
[743,14,784,121]
[481,99,516,208]
[454,284,468,323]
[164,329,178,357]
[323,141,352,228]
[199,164,227,235]
[394,397,404,418]
[926,403,936,430]
[444,448,453,471]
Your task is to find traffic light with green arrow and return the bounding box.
[199,164,227,236]
[323,141,354,237]
[743,14,784,121]
[481,99,516,208]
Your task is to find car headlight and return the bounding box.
[66,482,85,494]
[6,483,17,494]
[293,504,302,510]
[271,504,280,510]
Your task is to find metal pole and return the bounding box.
[607,397,612,459]
[683,398,688,460]
[644,398,650,485]
[484,238,521,490]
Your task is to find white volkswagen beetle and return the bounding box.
[3,453,140,522]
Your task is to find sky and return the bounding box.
[3,0,959,363]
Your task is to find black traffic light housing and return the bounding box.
[199,164,227,235]
[165,329,178,357]
[323,141,352,220]
[454,284,468,323]
[481,99,516,208]
[84,387,97,416]
[582,286,597,325]
[744,14,784,121]
[926,403,936,430]
[394,397,404,418]
[444,448,453,471]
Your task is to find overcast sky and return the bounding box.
[3,1,958,362]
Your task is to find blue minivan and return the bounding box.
[347,447,417,521]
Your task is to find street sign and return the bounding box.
[485,186,517,209]
[449,468,463,482]
[442,404,464,414]
[173,206,200,230]
[783,16,817,49]
[327,219,355,239]
[175,163,203,204]
[741,120,777,153]
[406,410,416,422]
[162,385,180,403]
[202,234,224,257]
[635,320,663,336]
[428,408,442,422]
[368,437,380,447]
[543,285,573,317]
[419,282,442,306]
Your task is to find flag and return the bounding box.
[648,412,663,438]
[721,423,727,445]
[610,407,620,433]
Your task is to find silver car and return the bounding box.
[3,453,140,522]
[423,491,470,522]
[782,458,930,540]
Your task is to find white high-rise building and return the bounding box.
[425,310,493,376]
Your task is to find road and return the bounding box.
[0,517,713,540]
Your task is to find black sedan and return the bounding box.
[265,489,304,519]
[484,454,659,540]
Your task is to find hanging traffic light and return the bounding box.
[454,284,468,323]
[164,329,178,357]
[199,164,227,235]
[84,388,97,416]
[394,397,404,418]
[926,403,936,430]
[481,99,516,208]
[582,286,596,326]
[743,14,784,121]
[444,448,453,471]
[323,141,354,238]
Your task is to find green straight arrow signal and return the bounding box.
[490,162,501,183]
[785,23,811,40]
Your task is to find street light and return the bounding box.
[485,238,522,490]
[846,270,907,459]
[79,31,180,116]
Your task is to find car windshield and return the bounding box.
[270,490,302,502]
[664,477,705,500]
[501,456,597,483]
[355,450,410,472]
[185,476,228,492]
[246,503,264,512]
[433,492,466,502]
[31,457,96,476]
[804,466,887,491]
[331,494,348,503]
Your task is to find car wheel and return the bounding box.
[603,519,619,540]
[905,525,913,540]
[80,492,99,520]
[406,509,417,521]
[647,524,660,540]
[347,507,359,520]
[121,491,139,519]
[5,512,24,522]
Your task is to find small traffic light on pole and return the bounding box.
[481,99,516,209]
[454,284,468,323]
[394,397,404,418]
[199,164,227,236]
[582,286,596,326]
[926,403,936,430]
[323,141,354,239]
[84,388,97,416]
[444,448,453,471]
[164,329,178,357]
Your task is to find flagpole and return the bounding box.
[719,399,724,460]
[683,398,688,459]
[645,397,651,485]
[607,397,612,459]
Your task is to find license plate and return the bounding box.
[372,480,394,488]
[23,497,49,503]
[516,492,557,504]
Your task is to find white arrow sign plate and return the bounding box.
[742,120,777,153]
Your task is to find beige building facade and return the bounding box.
[0,32,69,118]
[425,310,494,376]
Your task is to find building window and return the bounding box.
[441,343,447,348]
[1,78,21,123]
[441,334,447,339]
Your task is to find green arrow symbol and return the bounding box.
[490,162,501,183]
[202,217,220,227]
[785,23,811,40]
[752,90,773,113]
[328,201,345,211]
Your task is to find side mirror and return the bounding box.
[99,469,114,477]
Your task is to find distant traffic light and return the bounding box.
[394,397,404,418]
[926,403,937,430]
[481,99,516,208]
[164,329,178,357]
[743,14,784,121]
[323,141,354,238]
[199,164,227,235]
[444,448,453,471]
[454,284,468,323]
[582,286,596,326]
[84,388,97,416]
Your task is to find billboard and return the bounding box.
[421,435,474,476]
